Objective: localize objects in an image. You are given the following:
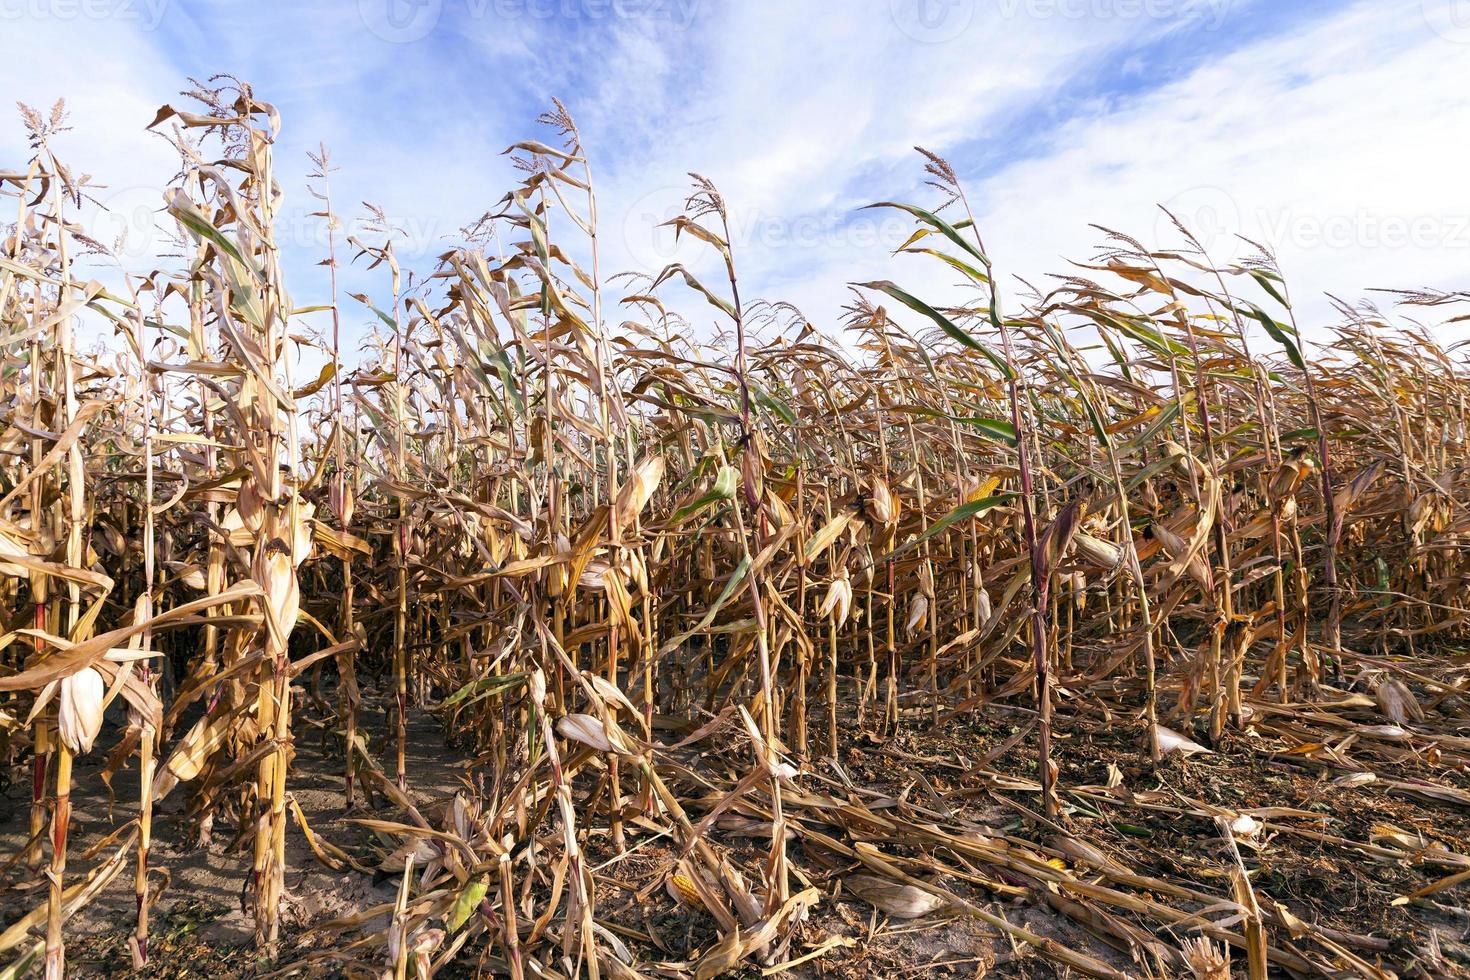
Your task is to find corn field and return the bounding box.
[2,79,1470,979]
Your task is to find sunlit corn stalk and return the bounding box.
[497,850,524,980]
[1041,319,1161,762]
[790,465,810,756]
[4,148,53,881]
[1000,324,1056,816]
[309,145,359,806]
[1175,307,1238,740]
[1260,275,1342,681]
[861,149,1059,817]
[544,102,633,850]
[655,174,790,909]
[44,146,80,980]
[527,667,599,976]
[1210,252,1294,705]
[153,84,303,956]
[233,102,300,956]
[129,284,158,967]
[26,282,49,880]
[387,244,410,791]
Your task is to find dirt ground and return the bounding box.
[5,680,1470,978]
[0,705,469,977]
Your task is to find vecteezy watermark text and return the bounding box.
[891,0,1236,44]
[480,0,699,27]
[0,0,168,29]
[1156,186,1470,260]
[359,0,699,43]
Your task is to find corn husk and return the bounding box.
[867,478,896,525]
[58,667,105,755]
[844,875,946,919]
[1072,532,1123,572]
[819,571,853,626]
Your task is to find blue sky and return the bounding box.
[4,0,1469,358]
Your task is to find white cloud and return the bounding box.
[586,0,1212,330]
[967,0,1470,340]
[3,0,1466,359]
[0,11,180,260]
[579,0,1470,347]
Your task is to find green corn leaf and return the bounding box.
[882,494,1011,562]
[854,280,1012,378]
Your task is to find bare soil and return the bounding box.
[6,682,1470,978]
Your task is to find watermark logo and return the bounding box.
[621,186,704,271]
[90,185,171,263]
[1257,209,1470,253]
[1422,0,1470,43]
[358,0,442,43]
[890,0,976,43]
[1155,185,1242,259]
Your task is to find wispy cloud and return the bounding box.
[3,0,1466,351]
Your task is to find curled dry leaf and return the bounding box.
[1154,726,1211,758]
[1229,813,1262,840]
[615,453,665,533]
[905,593,928,636]
[843,874,947,919]
[1376,678,1424,726]
[556,712,634,755]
